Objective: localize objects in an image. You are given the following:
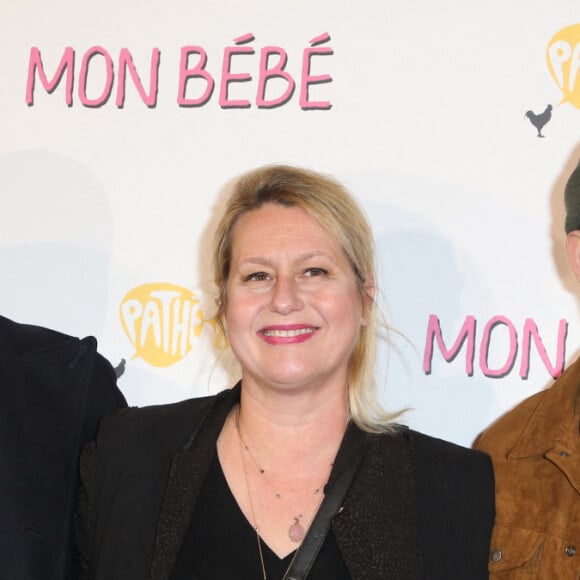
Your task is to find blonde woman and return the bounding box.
[77,165,494,579]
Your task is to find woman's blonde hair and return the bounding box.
[213,165,401,432]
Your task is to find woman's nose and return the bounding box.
[270,276,303,314]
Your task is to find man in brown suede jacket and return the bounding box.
[475,162,580,579]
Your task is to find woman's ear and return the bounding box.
[361,276,376,326]
[566,231,580,283]
[365,276,376,301]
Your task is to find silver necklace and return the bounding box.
[235,406,329,543]
[236,410,300,580]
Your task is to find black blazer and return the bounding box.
[77,385,494,580]
[0,315,127,580]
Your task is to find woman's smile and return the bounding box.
[259,324,318,344]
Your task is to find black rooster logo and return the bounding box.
[524,104,552,138]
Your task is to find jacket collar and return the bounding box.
[508,358,580,460]
[148,383,241,580]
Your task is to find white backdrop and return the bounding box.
[2,1,580,446]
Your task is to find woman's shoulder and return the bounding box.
[408,428,492,468]
[349,425,494,573]
[94,389,228,454]
[370,426,493,490]
[104,392,218,426]
[372,425,491,464]
[402,428,495,513]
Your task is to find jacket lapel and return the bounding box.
[148,385,240,580]
[332,427,422,579]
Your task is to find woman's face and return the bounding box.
[225,203,365,395]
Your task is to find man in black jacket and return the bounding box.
[0,315,127,580]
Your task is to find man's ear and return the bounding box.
[566,231,580,282]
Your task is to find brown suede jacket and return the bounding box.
[475,358,580,579]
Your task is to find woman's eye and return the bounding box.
[304,267,328,277]
[244,271,269,282]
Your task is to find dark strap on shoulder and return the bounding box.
[283,423,368,580]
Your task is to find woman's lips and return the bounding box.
[259,325,317,344]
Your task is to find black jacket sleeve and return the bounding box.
[0,315,126,580]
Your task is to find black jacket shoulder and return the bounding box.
[95,391,223,454]
[410,429,495,579]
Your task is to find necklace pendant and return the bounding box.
[288,518,305,543]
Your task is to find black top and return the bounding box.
[171,452,352,579]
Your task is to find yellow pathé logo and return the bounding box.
[120,282,222,367]
[547,24,580,108]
